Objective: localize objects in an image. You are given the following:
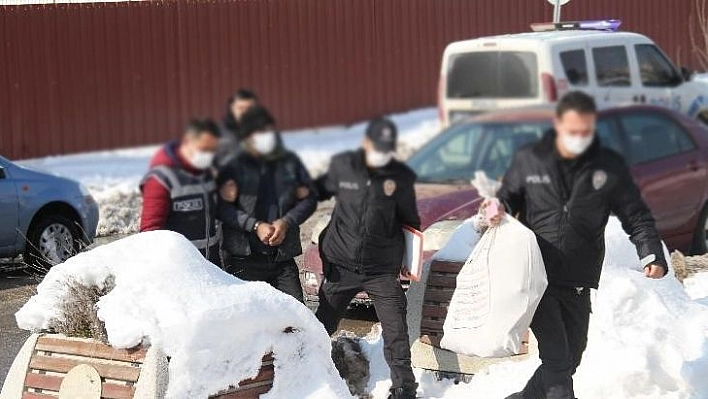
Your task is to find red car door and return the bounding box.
[616,111,708,250]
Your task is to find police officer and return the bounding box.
[315,118,420,399]
[140,119,222,265]
[217,105,317,302]
[495,92,667,399]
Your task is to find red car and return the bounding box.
[300,104,708,306]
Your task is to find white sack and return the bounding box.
[440,215,548,357]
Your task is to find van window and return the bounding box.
[446,52,538,99]
[635,44,681,87]
[593,46,631,87]
[560,50,588,86]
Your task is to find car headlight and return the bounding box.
[422,219,464,252]
[311,214,332,244]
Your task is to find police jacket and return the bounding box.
[497,132,667,289]
[317,150,421,275]
[217,145,317,260]
[140,143,219,257]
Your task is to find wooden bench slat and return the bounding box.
[29,355,141,382]
[101,382,136,399]
[22,393,57,399]
[212,382,272,398]
[25,373,62,392]
[35,337,145,363]
[24,373,135,399]
[430,261,464,274]
[422,305,448,319]
[239,366,274,386]
[420,319,445,331]
[422,289,455,303]
[426,274,458,288]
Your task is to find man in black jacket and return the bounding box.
[497,92,667,399]
[217,105,317,302]
[315,118,420,399]
[215,88,259,168]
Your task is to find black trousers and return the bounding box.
[225,253,304,303]
[522,285,591,399]
[315,264,416,392]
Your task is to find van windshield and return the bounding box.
[446,51,539,99]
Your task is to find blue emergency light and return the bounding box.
[530,19,622,32]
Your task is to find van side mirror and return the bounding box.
[680,66,694,82]
[0,166,5,179]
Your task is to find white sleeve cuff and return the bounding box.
[640,254,657,267]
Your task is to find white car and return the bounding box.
[438,20,708,127]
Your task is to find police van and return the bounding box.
[438,20,708,127]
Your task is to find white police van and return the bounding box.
[438,20,708,127]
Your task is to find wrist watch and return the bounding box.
[253,221,261,232]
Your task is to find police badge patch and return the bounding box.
[592,170,607,190]
[383,179,396,196]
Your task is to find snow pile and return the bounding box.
[15,231,352,399]
[19,108,438,237]
[367,217,708,398]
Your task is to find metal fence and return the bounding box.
[0,0,702,159]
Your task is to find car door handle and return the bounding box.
[687,160,699,171]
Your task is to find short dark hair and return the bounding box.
[556,91,597,118]
[239,105,276,139]
[231,88,258,102]
[185,118,221,138]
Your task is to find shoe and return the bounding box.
[387,386,418,399]
[505,393,525,399]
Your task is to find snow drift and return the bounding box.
[15,231,352,399]
[369,217,708,398]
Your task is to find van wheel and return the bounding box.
[24,214,82,271]
[692,204,708,255]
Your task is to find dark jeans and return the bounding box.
[522,285,591,399]
[224,253,304,302]
[315,264,416,393]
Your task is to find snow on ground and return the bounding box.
[15,231,352,399]
[17,108,438,237]
[364,217,708,399]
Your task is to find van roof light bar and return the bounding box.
[530,19,622,32]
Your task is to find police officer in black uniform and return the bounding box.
[497,92,668,399]
[315,118,420,399]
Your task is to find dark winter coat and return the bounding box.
[316,149,421,275]
[217,143,317,260]
[497,132,668,289]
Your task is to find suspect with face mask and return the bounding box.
[217,105,317,301]
[492,91,668,399]
[314,118,421,399]
[140,118,222,265]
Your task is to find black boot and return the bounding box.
[387,384,418,399]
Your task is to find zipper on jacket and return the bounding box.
[203,177,211,258]
[356,178,371,272]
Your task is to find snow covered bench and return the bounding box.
[1,333,275,399]
[408,259,537,376]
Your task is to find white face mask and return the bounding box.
[251,131,278,155]
[189,150,215,170]
[366,150,394,168]
[561,134,594,156]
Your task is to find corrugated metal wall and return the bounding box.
[0,0,701,159]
